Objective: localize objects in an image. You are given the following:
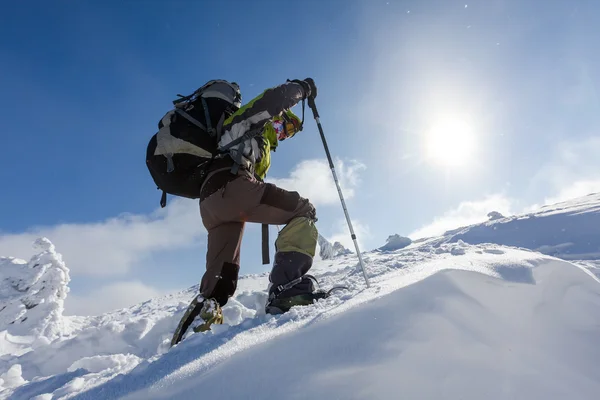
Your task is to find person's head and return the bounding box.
[276,110,303,141]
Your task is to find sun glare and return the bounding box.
[425,115,476,167]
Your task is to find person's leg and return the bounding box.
[199,220,245,306]
[171,219,244,344]
[200,175,319,309]
[204,176,316,226]
[208,177,320,303]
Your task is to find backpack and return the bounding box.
[146,80,241,207]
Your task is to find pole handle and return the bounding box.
[307,97,319,118]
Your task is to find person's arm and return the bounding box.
[219,79,316,167]
[221,81,306,142]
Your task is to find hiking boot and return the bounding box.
[171,296,225,347]
[265,290,329,315]
[193,297,224,333]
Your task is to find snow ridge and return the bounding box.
[317,234,351,259]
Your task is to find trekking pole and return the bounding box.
[307,97,371,288]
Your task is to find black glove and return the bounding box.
[291,78,317,99]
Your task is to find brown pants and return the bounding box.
[199,174,315,305]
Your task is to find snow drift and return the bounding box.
[432,193,600,260]
[123,258,600,400]
[2,193,600,399]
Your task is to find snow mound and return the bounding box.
[487,210,505,220]
[0,238,70,343]
[378,234,412,251]
[146,260,600,399]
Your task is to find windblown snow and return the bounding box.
[2,194,600,399]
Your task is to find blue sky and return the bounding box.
[2,0,600,315]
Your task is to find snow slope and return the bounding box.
[430,193,600,260]
[2,194,600,399]
[127,258,600,400]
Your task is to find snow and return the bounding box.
[0,237,70,357]
[426,193,600,260]
[317,234,352,260]
[127,259,600,400]
[487,210,505,220]
[378,233,412,251]
[1,193,600,399]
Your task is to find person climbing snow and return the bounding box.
[196,78,323,325]
[145,78,329,345]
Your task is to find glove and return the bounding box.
[291,78,317,99]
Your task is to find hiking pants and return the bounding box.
[199,174,318,306]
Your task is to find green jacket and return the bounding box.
[220,81,306,179]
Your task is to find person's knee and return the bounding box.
[260,183,317,221]
[300,199,317,221]
[275,217,318,257]
[260,183,300,212]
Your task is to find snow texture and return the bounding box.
[1,193,600,399]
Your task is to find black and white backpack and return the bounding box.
[146,80,242,207]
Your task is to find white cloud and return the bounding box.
[543,179,600,206]
[267,159,366,206]
[0,198,205,277]
[409,194,515,240]
[0,158,366,280]
[64,280,171,316]
[327,218,371,252]
[522,136,600,207]
[532,137,600,199]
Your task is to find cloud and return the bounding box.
[0,198,205,277]
[327,218,371,252]
[267,159,366,206]
[409,194,516,240]
[525,136,600,207]
[64,281,171,316]
[532,137,600,196]
[0,158,366,280]
[543,179,600,206]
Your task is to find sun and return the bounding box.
[425,115,476,167]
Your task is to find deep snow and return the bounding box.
[2,194,600,399]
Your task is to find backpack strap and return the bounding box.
[262,224,270,265]
[160,190,167,208]
[201,97,216,137]
[173,108,207,131]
